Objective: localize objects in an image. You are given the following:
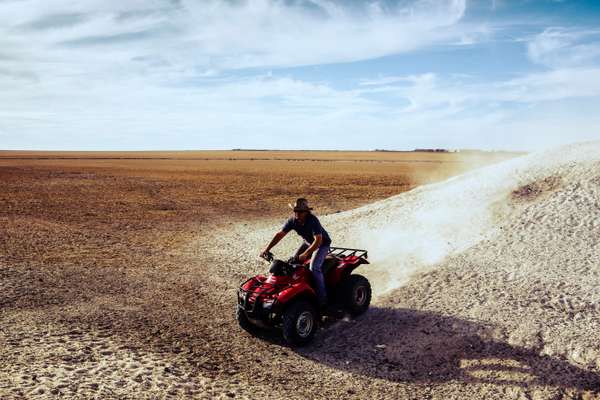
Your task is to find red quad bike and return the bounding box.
[236,247,371,346]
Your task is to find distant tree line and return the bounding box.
[413,148,449,153]
[374,148,450,153]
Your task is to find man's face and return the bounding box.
[294,210,307,222]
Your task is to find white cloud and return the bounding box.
[359,76,411,86]
[495,68,600,102]
[528,27,600,68]
[358,66,600,112]
[0,0,468,80]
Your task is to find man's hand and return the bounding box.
[259,248,270,259]
[298,252,310,262]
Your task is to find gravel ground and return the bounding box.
[2,142,600,399]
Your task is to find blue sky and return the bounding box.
[1,0,600,151]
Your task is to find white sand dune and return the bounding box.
[321,140,600,385]
[324,141,600,295]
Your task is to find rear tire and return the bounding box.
[236,306,259,335]
[342,274,371,316]
[282,300,317,346]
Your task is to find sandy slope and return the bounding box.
[321,140,600,395]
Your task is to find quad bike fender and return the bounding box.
[329,258,369,284]
[276,282,317,305]
[343,255,370,267]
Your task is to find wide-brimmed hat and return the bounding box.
[289,198,313,212]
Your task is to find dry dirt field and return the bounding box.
[0,149,531,399]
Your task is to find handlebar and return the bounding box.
[260,251,274,262]
[260,251,303,267]
[287,256,302,266]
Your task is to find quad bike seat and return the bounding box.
[269,259,293,276]
[322,255,340,275]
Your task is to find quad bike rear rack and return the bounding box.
[328,247,368,260]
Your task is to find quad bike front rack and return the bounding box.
[239,277,291,296]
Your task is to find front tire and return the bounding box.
[342,274,371,316]
[282,300,317,346]
[236,306,259,335]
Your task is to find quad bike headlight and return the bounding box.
[262,299,276,309]
[238,290,249,305]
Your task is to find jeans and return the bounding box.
[295,242,330,306]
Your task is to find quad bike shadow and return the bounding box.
[236,251,600,393]
[297,306,600,392]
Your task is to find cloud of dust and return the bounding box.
[356,156,527,295]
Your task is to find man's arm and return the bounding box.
[261,230,288,256]
[299,234,322,261]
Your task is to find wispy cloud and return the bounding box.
[173,0,468,70]
[527,27,600,68]
[354,66,600,127]
[359,76,412,86]
[0,0,469,80]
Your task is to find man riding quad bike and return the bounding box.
[236,198,372,345]
[262,198,332,307]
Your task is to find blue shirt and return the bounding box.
[282,213,332,247]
